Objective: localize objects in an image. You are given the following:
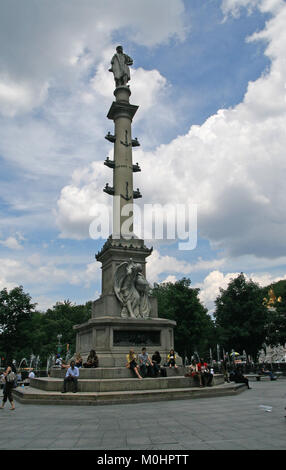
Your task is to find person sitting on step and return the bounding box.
[83,349,99,368]
[152,351,167,377]
[126,349,142,379]
[62,360,79,393]
[138,347,154,378]
[167,349,178,369]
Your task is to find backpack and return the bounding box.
[6,371,16,383]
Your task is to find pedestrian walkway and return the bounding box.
[0,380,285,450]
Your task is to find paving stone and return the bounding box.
[0,379,283,450]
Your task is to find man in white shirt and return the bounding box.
[61,361,79,393]
[28,370,35,379]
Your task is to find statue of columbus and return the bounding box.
[109,45,133,87]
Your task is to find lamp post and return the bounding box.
[57,334,62,355]
[217,344,220,363]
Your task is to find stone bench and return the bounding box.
[245,372,283,381]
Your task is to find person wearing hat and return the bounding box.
[55,354,63,368]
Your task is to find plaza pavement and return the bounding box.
[0,379,285,450]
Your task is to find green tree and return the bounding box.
[37,300,92,358]
[152,278,215,360]
[0,286,36,362]
[214,273,268,361]
[265,285,286,347]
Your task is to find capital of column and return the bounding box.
[107,86,138,121]
[107,101,139,121]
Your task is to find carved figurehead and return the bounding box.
[109,45,133,88]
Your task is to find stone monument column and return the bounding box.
[105,85,141,239]
[74,46,179,367]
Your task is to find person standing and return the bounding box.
[61,361,79,393]
[221,356,230,383]
[109,45,133,87]
[0,363,16,410]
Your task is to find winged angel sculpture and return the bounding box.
[114,259,152,319]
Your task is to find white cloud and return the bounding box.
[138,3,286,259]
[196,270,239,313]
[0,233,25,251]
[91,63,168,118]
[0,0,187,226]
[58,28,286,255]
[161,275,178,284]
[221,0,284,18]
[55,161,112,239]
[0,251,101,310]
[53,3,286,264]
[0,0,187,116]
[0,1,185,238]
[147,249,192,284]
[2,0,286,310]
[197,268,286,314]
[0,78,48,117]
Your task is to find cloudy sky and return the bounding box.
[0,0,286,312]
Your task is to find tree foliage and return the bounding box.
[0,286,92,364]
[214,273,268,361]
[0,286,36,362]
[39,300,92,358]
[264,284,286,347]
[152,278,215,360]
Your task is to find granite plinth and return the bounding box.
[74,316,177,367]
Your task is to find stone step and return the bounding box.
[13,382,246,406]
[31,374,224,393]
[50,366,190,380]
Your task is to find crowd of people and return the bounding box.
[125,348,183,379]
[57,348,180,391]
[4,349,279,400]
[52,348,217,391]
[55,348,182,381]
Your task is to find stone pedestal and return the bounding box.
[74,236,179,366]
[74,316,178,367]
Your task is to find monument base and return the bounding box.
[74,316,181,367]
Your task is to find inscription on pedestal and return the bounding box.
[113,330,161,346]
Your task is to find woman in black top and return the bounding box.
[151,351,167,377]
[152,351,161,376]
[83,349,99,368]
[232,367,251,389]
[0,363,16,410]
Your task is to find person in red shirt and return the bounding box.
[197,358,213,387]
